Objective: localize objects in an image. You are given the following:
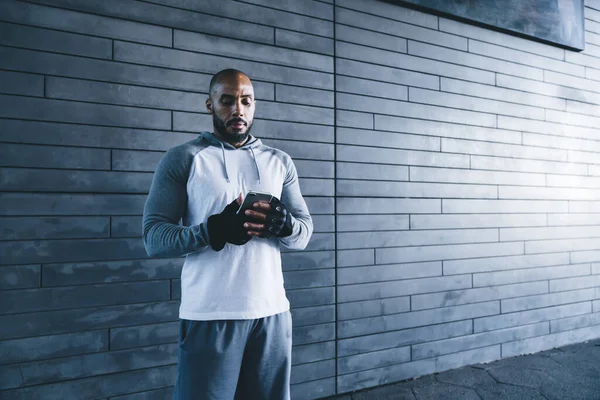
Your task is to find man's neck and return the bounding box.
[212,131,249,148]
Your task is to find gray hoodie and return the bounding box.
[143,131,313,320]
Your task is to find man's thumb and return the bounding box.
[236,193,243,205]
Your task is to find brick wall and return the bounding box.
[1,0,599,398]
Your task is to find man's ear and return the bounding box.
[206,97,212,113]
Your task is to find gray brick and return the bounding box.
[291,377,335,400]
[545,70,600,93]
[413,322,548,361]
[547,109,600,131]
[409,40,542,80]
[469,39,585,76]
[114,41,333,90]
[0,301,179,340]
[0,120,196,152]
[501,288,598,313]
[293,323,335,345]
[0,364,176,400]
[338,92,496,127]
[566,149,600,165]
[242,0,333,20]
[0,21,111,59]
[594,263,600,274]
[338,198,441,214]
[501,225,600,242]
[336,109,373,129]
[337,180,497,199]
[337,345,500,394]
[0,264,40,290]
[338,228,498,250]
[441,77,566,111]
[171,112,214,133]
[0,70,43,97]
[249,119,334,143]
[171,279,181,300]
[292,341,336,365]
[412,213,546,230]
[566,99,600,117]
[287,287,335,308]
[550,274,600,292]
[474,263,590,287]
[502,324,600,358]
[411,167,545,187]
[338,320,472,357]
[336,57,439,90]
[337,8,465,50]
[174,30,332,73]
[444,253,570,275]
[500,185,600,201]
[295,160,335,179]
[283,269,335,290]
[412,282,549,311]
[0,95,171,130]
[339,0,437,28]
[526,237,600,254]
[111,322,179,350]
[275,84,333,108]
[375,242,524,265]
[151,0,333,36]
[291,359,335,385]
[338,346,410,375]
[0,193,147,216]
[336,24,407,53]
[550,312,600,333]
[290,305,335,327]
[0,216,109,240]
[0,238,147,266]
[594,300,600,312]
[28,0,274,44]
[569,200,600,213]
[474,302,591,333]
[0,0,172,46]
[337,214,409,232]
[410,87,545,120]
[275,28,334,55]
[46,77,205,112]
[16,344,177,388]
[1,281,170,315]
[0,143,110,170]
[573,250,600,264]
[305,197,334,214]
[336,75,408,101]
[443,138,567,162]
[0,168,152,193]
[298,178,334,197]
[259,139,333,161]
[281,251,335,271]
[337,249,375,268]
[337,296,410,320]
[111,216,141,237]
[498,115,600,141]
[338,274,471,303]
[112,150,163,172]
[338,128,439,151]
[111,387,174,400]
[0,330,108,365]
[0,365,22,390]
[257,101,335,126]
[338,262,440,285]
[374,115,521,144]
[523,131,600,153]
[442,199,568,214]
[439,17,565,59]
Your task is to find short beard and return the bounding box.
[212,113,252,145]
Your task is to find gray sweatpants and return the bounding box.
[173,311,293,400]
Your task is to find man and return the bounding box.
[142,69,313,400]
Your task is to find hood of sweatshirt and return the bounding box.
[198,131,263,183]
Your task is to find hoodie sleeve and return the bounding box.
[278,155,314,250]
[142,146,211,258]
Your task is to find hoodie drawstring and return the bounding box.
[249,147,262,184]
[220,141,230,183]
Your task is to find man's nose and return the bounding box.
[232,101,244,117]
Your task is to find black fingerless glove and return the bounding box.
[261,197,293,238]
[207,199,251,251]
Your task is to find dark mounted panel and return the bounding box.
[388,0,585,51]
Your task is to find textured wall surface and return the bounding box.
[1,0,600,398]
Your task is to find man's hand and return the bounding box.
[207,193,252,251]
[244,197,293,238]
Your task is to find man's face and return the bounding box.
[206,75,256,145]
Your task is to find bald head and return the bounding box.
[209,69,252,98]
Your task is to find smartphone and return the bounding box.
[236,191,273,215]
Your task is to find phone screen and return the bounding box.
[236,191,273,214]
